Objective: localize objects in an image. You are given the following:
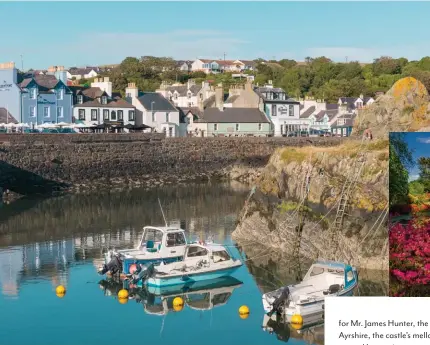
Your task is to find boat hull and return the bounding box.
[143,266,241,288]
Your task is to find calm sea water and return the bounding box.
[0,183,387,345]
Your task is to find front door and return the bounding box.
[168,127,173,137]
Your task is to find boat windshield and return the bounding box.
[186,246,208,258]
[140,228,163,248]
[212,250,231,263]
[166,232,186,247]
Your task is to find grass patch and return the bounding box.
[280,148,307,163]
[367,139,389,151]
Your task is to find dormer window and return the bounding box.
[77,95,83,104]
[101,96,107,105]
[30,88,37,100]
[56,88,63,100]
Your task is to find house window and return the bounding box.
[152,112,155,122]
[91,109,97,121]
[174,93,178,100]
[258,123,262,131]
[103,109,109,120]
[57,107,63,118]
[77,95,83,104]
[57,88,63,100]
[44,107,50,117]
[78,109,85,120]
[126,93,131,98]
[289,105,294,117]
[273,93,278,100]
[272,104,277,116]
[101,96,107,105]
[118,110,123,120]
[235,123,240,131]
[111,110,116,120]
[188,102,192,107]
[166,112,169,122]
[200,94,203,100]
[30,106,36,117]
[168,127,173,137]
[30,88,37,99]
[128,110,135,121]
[214,124,218,131]
[187,92,191,99]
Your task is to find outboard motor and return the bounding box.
[267,287,290,317]
[129,263,155,284]
[98,255,123,275]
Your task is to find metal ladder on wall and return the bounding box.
[328,153,367,260]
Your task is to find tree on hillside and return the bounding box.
[418,157,430,192]
[372,56,402,76]
[389,132,414,206]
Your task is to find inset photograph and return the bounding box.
[390,132,430,296]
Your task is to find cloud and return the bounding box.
[66,30,249,65]
[409,174,420,182]
[417,137,430,144]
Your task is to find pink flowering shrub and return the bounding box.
[390,218,430,296]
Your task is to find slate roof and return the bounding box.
[225,95,240,103]
[300,106,316,119]
[200,108,270,123]
[0,108,18,124]
[326,103,339,110]
[178,107,204,119]
[137,92,177,111]
[165,84,202,97]
[314,109,339,121]
[75,98,135,109]
[20,75,59,90]
[254,86,299,103]
[68,67,98,76]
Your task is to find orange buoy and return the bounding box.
[129,264,138,274]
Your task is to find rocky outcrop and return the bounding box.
[353,77,430,138]
[232,139,389,270]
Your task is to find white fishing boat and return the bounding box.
[129,243,242,287]
[262,260,358,320]
[98,226,189,275]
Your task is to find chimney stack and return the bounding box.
[215,83,224,111]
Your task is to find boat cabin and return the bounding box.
[137,226,187,253]
[185,288,234,311]
[184,243,233,265]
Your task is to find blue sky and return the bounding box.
[2,2,430,69]
[403,133,430,182]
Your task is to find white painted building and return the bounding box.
[338,95,374,112]
[125,83,180,137]
[156,79,214,108]
[254,82,303,136]
[71,86,136,126]
[67,67,99,80]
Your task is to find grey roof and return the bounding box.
[166,84,202,97]
[68,67,97,76]
[225,95,240,103]
[201,108,270,123]
[178,107,204,119]
[314,109,339,121]
[0,108,18,124]
[300,106,316,119]
[75,99,135,109]
[326,103,339,110]
[363,97,373,103]
[299,104,304,110]
[254,86,299,103]
[137,92,178,111]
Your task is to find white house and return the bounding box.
[254,81,302,136]
[91,77,113,97]
[67,67,99,80]
[71,86,136,126]
[156,80,214,108]
[338,94,374,112]
[125,83,180,137]
[176,60,192,72]
[190,59,221,74]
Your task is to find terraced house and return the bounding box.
[156,80,214,107]
[0,62,73,125]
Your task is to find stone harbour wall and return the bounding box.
[0,133,344,195]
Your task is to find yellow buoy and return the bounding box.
[118,289,129,299]
[56,285,66,295]
[173,297,184,308]
[118,297,128,305]
[56,292,66,298]
[238,305,250,319]
[290,314,303,329]
[173,303,184,312]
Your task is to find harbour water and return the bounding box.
[0,183,387,345]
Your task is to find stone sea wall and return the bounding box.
[0,133,343,195]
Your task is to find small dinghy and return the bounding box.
[262,260,358,320]
[127,243,242,288]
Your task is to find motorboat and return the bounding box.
[128,243,242,288]
[262,260,358,320]
[98,276,243,316]
[98,226,189,275]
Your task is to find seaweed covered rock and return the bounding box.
[353,77,430,138]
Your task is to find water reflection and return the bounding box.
[0,183,387,345]
[99,276,243,316]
